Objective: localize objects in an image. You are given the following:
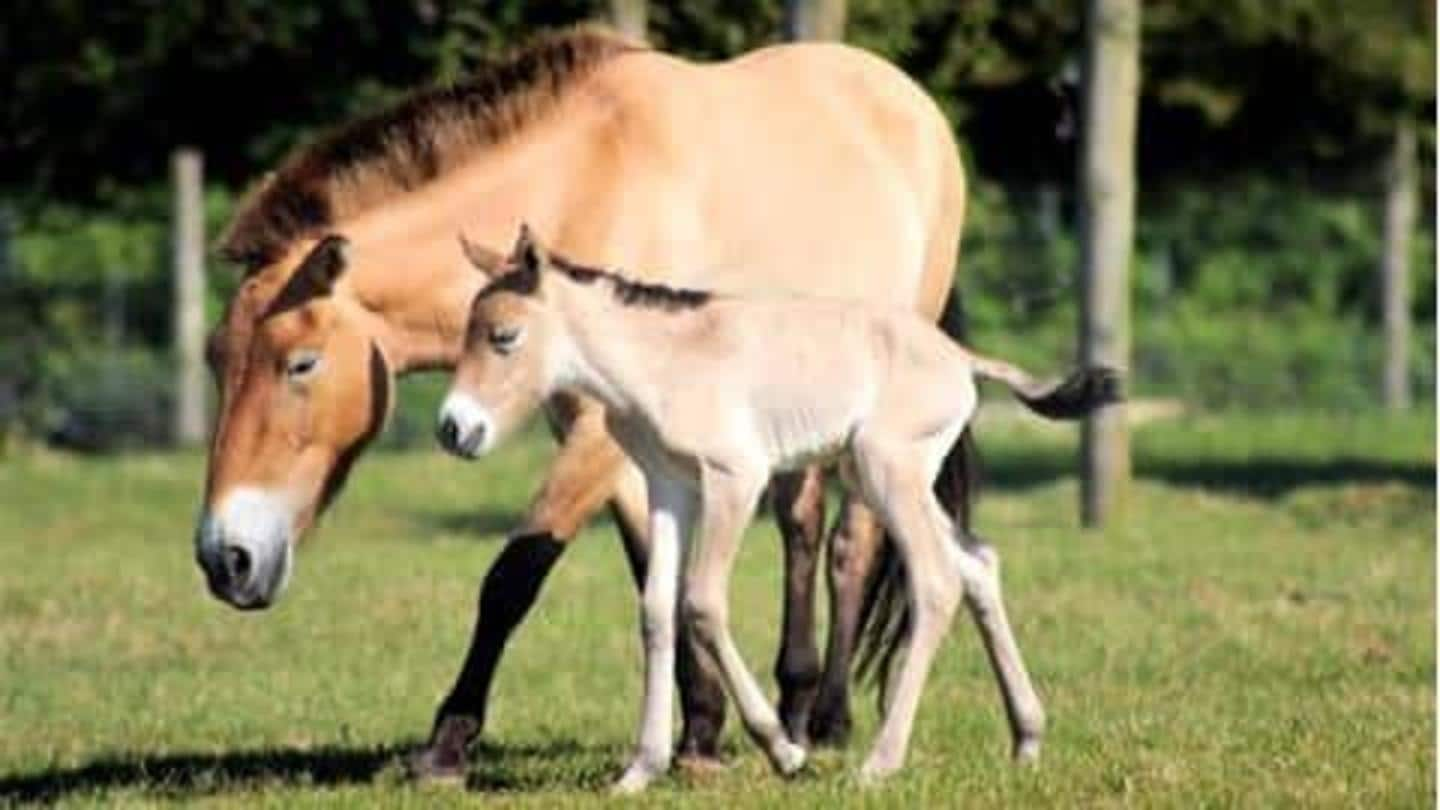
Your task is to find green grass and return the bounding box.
[1,409,1434,807]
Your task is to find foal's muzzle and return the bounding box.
[436,393,494,460]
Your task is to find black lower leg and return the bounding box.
[412,532,565,779]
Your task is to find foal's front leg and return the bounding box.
[684,463,807,776]
[613,475,695,794]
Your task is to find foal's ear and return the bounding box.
[457,233,503,279]
[294,235,349,297]
[510,222,548,277]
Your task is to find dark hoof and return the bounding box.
[675,752,729,778]
[807,711,852,749]
[408,715,478,784]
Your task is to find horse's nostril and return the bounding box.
[437,416,459,451]
[224,545,252,583]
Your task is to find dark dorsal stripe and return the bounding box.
[219,26,643,271]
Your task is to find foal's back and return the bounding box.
[652,296,973,469]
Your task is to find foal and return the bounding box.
[438,226,1119,791]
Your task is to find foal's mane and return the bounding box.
[219,26,644,272]
[551,255,712,311]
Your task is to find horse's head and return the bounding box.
[438,226,562,461]
[196,235,393,610]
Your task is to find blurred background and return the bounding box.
[0,0,1433,454]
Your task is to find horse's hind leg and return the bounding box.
[811,494,884,746]
[770,467,827,745]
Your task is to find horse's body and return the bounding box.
[440,229,1118,789]
[196,27,967,776]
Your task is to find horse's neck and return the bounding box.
[338,116,604,373]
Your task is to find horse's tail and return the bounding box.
[855,289,981,692]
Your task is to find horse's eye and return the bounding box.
[489,326,523,354]
[285,350,322,379]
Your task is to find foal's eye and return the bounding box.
[489,326,523,354]
[285,350,322,379]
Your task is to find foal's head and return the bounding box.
[438,226,566,459]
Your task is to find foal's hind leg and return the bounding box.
[957,534,1046,761]
[851,443,964,782]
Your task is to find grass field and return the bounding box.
[1,408,1434,807]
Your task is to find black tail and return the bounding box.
[1014,366,1123,420]
[854,289,981,693]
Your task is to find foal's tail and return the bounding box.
[968,353,1123,420]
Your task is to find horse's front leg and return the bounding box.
[613,475,695,794]
[770,467,826,745]
[412,395,627,783]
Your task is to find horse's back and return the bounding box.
[582,43,963,310]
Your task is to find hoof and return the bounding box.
[807,708,852,749]
[408,714,477,785]
[675,752,728,777]
[611,761,666,795]
[407,746,467,786]
[771,740,808,777]
[1014,737,1042,765]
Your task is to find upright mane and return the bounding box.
[219,26,644,271]
[550,255,712,311]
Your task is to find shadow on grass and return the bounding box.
[414,506,527,540]
[0,738,610,803]
[976,447,1432,499]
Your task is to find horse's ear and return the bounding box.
[295,235,349,297]
[458,233,503,279]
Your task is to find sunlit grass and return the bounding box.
[1,409,1433,807]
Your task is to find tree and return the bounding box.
[1077,0,1140,527]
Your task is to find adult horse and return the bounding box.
[195,26,969,781]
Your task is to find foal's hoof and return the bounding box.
[771,740,808,777]
[611,762,666,795]
[1014,738,1042,765]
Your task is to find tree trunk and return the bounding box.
[1077,0,1140,527]
[785,0,847,41]
[1381,121,1417,412]
[607,0,647,39]
[172,148,207,445]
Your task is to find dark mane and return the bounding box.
[219,26,644,271]
[551,255,712,311]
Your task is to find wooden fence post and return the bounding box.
[1381,121,1417,412]
[607,0,647,39]
[172,148,207,445]
[785,0,847,41]
[1077,0,1140,527]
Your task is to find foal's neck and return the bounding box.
[552,271,708,416]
